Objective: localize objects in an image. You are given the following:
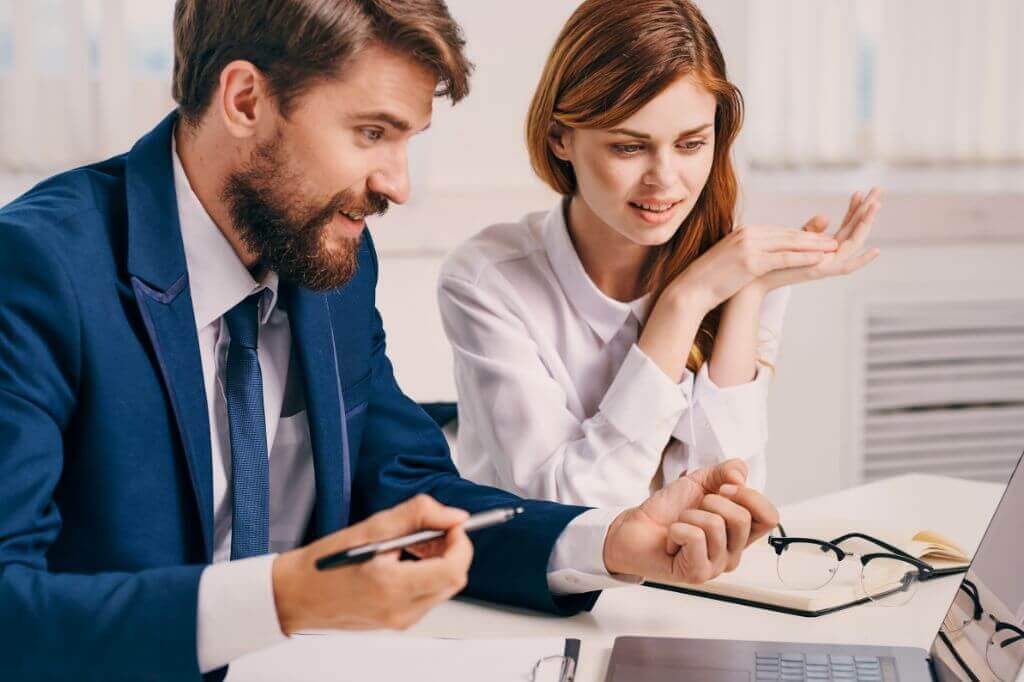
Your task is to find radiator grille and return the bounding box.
[862,300,1024,482]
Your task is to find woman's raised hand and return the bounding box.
[668,221,839,314]
[750,187,883,294]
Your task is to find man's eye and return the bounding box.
[362,128,384,142]
[613,144,644,155]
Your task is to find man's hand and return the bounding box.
[603,459,779,584]
[272,494,473,635]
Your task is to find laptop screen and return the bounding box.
[929,454,1024,682]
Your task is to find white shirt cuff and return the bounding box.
[546,508,643,594]
[196,553,288,673]
[599,344,694,451]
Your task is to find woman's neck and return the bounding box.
[566,195,651,302]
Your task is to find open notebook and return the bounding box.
[647,519,971,617]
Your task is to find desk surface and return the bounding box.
[229,474,1004,682]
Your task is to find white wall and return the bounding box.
[1,0,1021,507]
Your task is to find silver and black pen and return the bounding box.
[315,506,524,571]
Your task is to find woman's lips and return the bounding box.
[628,199,683,225]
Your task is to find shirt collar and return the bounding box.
[541,199,651,344]
[172,134,280,330]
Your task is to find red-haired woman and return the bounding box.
[439,0,881,508]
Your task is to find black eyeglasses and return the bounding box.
[943,579,984,634]
[767,523,965,606]
[939,577,1024,682]
[985,614,1024,681]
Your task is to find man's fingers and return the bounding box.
[382,526,473,599]
[381,579,465,631]
[688,459,748,494]
[725,458,749,485]
[718,484,780,546]
[405,536,447,559]
[701,494,752,571]
[668,523,713,584]
[676,509,728,577]
[356,495,469,546]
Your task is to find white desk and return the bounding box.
[229,475,1004,681]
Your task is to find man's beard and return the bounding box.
[221,133,389,291]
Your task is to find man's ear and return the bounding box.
[217,59,272,140]
[547,121,573,162]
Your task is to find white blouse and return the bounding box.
[438,202,789,507]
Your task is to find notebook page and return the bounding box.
[226,633,574,682]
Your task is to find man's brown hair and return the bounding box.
[172,0,472,127]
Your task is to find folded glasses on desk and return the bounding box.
[767,523,965,606]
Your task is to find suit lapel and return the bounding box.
[125,112,214,559]
[285,285,352,537]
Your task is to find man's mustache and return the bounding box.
[333,190,390,219]
[305,190,390,234]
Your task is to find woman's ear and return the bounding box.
[547,121,573,161]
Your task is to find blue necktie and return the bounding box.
[225,293,270,559]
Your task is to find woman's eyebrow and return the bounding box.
[605,123,713,139]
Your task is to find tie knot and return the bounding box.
[225,293,262,349]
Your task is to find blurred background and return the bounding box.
[1,0,1022,504]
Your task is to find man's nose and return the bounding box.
[368,149,411,206]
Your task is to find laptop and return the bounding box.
[606,453,1024,682]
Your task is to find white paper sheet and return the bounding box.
[226,633,575,681]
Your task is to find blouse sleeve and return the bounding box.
[439,273,695,506]
[671,286,791,491]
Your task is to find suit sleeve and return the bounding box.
[0,221,206,681]
[348,234,601,616]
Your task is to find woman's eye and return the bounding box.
[680,140,707,152]
[613,144,644,155]
[362,128,384,142]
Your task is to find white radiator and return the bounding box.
[860,299,1024,483]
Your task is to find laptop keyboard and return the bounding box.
[754,653,884,681]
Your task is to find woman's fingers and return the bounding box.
[758,230,838,252]
[840,191,863,232]
[844,199,881,249]
[801,214,830,234]
[841,247,881,275]
[836,187,881,243]
[765,251,827,271]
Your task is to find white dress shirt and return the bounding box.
[439,202,789,507]
[172,144,631,674]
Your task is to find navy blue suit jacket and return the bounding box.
[0,113,599,680]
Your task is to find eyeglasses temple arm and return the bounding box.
[829,531,917,560]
